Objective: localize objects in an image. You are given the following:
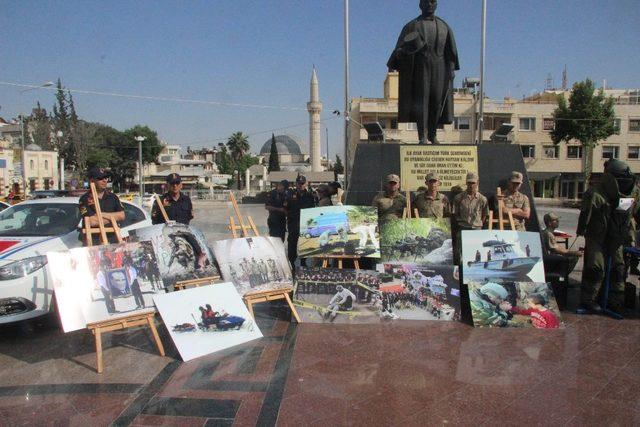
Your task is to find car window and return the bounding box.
[121,203,147,228]
[0,203,81,236]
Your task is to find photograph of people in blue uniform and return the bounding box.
[297,205,380,258]
[153,283,262,361]
[47,241,164,333]
[380,218,452,264]
[461,230,545,284]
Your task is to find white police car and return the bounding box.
[0,197,152,324]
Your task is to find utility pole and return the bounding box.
[478,0,487,144]
[135,136,146,199]
[20,115,27,197]
[344,0,350,189]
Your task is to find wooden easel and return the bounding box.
[82,182,124,245]
[319,254,361,269]
[488,187,516,231]
[228,192,260,237]
[87,312,163,374]
[402,190,413,218]
[83,182,165,373]
[227,192,301,323]
[154,193,170,223]
[174,277,220,291]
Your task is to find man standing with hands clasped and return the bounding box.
[501,171,531,231]
[152,173,194,225]
[452,172,488,262]
[372,174,407,223]
[413,172,451,219]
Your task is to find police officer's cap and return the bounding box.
[88,166,109,180]
[280,179,289,187]
[296,175,307,184]
[167,173,182,184]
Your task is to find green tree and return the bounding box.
[551,79,616,181]
[215,145,235,175]
[31,102,53,150]
[267,133,280,172]
[53,79,69,133]
[226,131,250,189]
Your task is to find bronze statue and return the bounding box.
[388,0,459,144]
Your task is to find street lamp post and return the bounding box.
[135,136,146,199]
[56,131,64,190]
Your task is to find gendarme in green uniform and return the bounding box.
[372,173,406,222]
[414,192,450,219]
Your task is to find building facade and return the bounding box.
[349,72,640,200]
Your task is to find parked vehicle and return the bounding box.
[301,211,350,238]
[28,190,70,199]
[0,197,152,324]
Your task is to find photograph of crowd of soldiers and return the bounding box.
[213,236,292,296]
[229,257,285,288]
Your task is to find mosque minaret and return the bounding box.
[307,67,323,172]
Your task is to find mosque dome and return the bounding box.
[259,134,304,156]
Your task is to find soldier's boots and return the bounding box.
[577,301,603,315]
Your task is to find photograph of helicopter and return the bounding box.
[380,218,452,264]
[153,283,262,361]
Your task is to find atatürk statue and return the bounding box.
[387,0,459,144]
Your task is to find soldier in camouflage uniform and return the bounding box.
[413,172,451,219]
[577,159,640,315]
[501,171,531,231]
[469,282,513,327]
[372,174,407,223]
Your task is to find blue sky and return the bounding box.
[1,0,639,158]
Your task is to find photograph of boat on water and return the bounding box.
[460,230,545,284]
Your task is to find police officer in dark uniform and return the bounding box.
[79,167,125,246]
[284,175,317,267]
[265,179,288,240]
[151,173,194,225]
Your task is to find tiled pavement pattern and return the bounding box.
[0,303,639,426]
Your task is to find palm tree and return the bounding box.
[226,132,250,189]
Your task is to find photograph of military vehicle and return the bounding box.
[154,283,262,361]
[380,218,452,264]
[461,230,545,284]
[298,206,380,258]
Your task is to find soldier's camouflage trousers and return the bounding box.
[581,239,625,309]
